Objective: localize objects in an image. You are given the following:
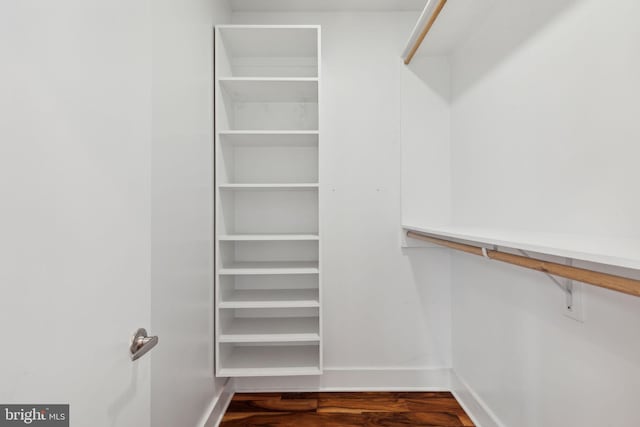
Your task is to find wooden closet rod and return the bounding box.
[404,0,448,65]
[406,230,640,298]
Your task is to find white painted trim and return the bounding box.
[233,367,451,392]
[450,371,504,427]
[200,378,236,427]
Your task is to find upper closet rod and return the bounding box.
[403,0,448,65]
[406,230,640,298]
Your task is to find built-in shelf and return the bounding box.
[218,344,321,377]
[219,289,320,309]
[219,317,320,343]
[218,234,320,241]
[218,131,319,147]
[219,78,318,103]
[215,24,322,377]
[403,224,640,271]
[216,25,319,78]
[218,183,319,190]
[219,261,320,276]
[219,130,319,135]
[219,77,318,82]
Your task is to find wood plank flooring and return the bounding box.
[221,392,475,426]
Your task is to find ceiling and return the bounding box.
[230,0,427,12]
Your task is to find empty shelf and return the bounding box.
[219,130,319,134]
[219,289,320,309]
[218,183,319,190]
[217,25,319,61]
[219,261,320,275]
[218,234,319,241]
[219,316,320,343]
[218,344,321,377]
[218,131,319,147]
[219,78,318,103]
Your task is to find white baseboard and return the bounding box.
[233,367,451,392]
[205,368,504,427]
[200,378,235,427]
[450,371,504,427]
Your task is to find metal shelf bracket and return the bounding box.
[518,249,574,310]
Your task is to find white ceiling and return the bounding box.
[230,0,427,12]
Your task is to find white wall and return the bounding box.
[400,56,451,227]
[0,1,152,426]
[450,0,640,237]
[231,11,452,389]
[151,0,230,426]
[1,1,234,424]
[449,0,640,425]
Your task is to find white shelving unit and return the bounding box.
[215,25,322,377]
[218,344,321,378]
[219,289,320,309]
[219,314,320,343]
[219,261,320,276]
[218,234,320,241]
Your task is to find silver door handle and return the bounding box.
[130,328,158,361]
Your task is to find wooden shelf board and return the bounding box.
[218,344,321,377]
[219,261,320,275]
[219,316,320,343]
[219,130,319,134]
[219,289,319,309]
[219,78,318,102]
[218,77,318,82]
[218,367,322,377]
[218,183,319,190]
[218,234,320,241]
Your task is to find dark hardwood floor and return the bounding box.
[220,392,475,426]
